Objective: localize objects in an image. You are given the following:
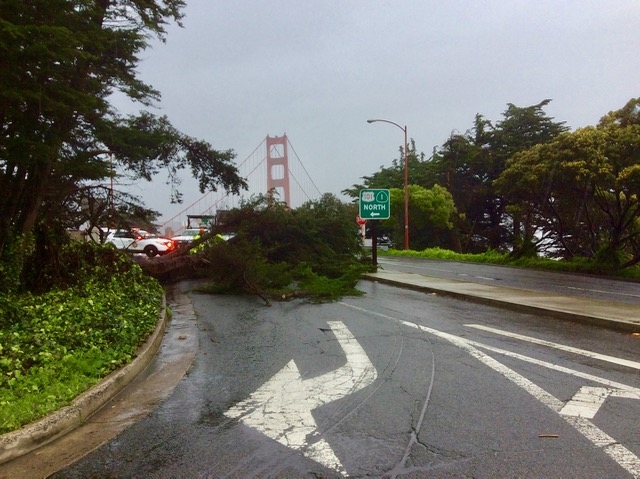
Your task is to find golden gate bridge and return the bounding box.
[160,134,322,235]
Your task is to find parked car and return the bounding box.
[378,237,393,250]
[106,229,176,257]
[171,228,205,246]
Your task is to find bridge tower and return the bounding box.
[266,134,290,206]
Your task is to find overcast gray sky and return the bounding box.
[114,0,640,222]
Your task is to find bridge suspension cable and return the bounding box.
[160,134,321,235]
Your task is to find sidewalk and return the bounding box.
[363,270,640,333]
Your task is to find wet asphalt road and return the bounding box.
[51,274,640,478]
[377,256,640,305]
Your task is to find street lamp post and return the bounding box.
[367,118,409,250]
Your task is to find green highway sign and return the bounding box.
[359,188,390,220]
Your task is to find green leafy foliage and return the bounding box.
[383,248,640,279]
[0,233,30,295]
[0,244,163,433]
[345,100,570,253]
[0,0,246,278]
[21,228,133,294]
[294,264,366,302]
[345,97,640,271]
[495,98,640,268]
[194,193,371,303]
[386,184,457,250]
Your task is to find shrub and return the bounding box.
[0,259,163,433]
[194,193,370,302]
[21,235,132,294]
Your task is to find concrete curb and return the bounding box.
[0,296,168,465]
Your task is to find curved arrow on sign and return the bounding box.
[225,321,377,475]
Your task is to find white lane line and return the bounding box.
[557,387,640,420]
[465,339,640,422]
[614,390,640,400]
[456,337,640,478]
[379,261,455,274]
[560,386,611,418]
[466,324,640,370]
[563,414,640,476]
[463,338,640,392]
[339,303,640,477]
[457,274,496,281]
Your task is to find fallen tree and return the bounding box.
[138,193,373,304]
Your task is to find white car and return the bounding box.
[171,228,205,246]
[106,229,176,257]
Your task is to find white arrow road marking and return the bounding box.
[224,321,377,475]
[340,302,640,477]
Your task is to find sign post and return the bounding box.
[359,189,390,266]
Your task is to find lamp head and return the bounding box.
[366,119,375,123]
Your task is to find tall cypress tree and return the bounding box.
[0,1,246,283]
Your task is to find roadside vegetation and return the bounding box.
[0,243,163,434]
[383,248,640,281]
[345,98,640,273]
[191,193,371,304]
[0,1,247,435]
